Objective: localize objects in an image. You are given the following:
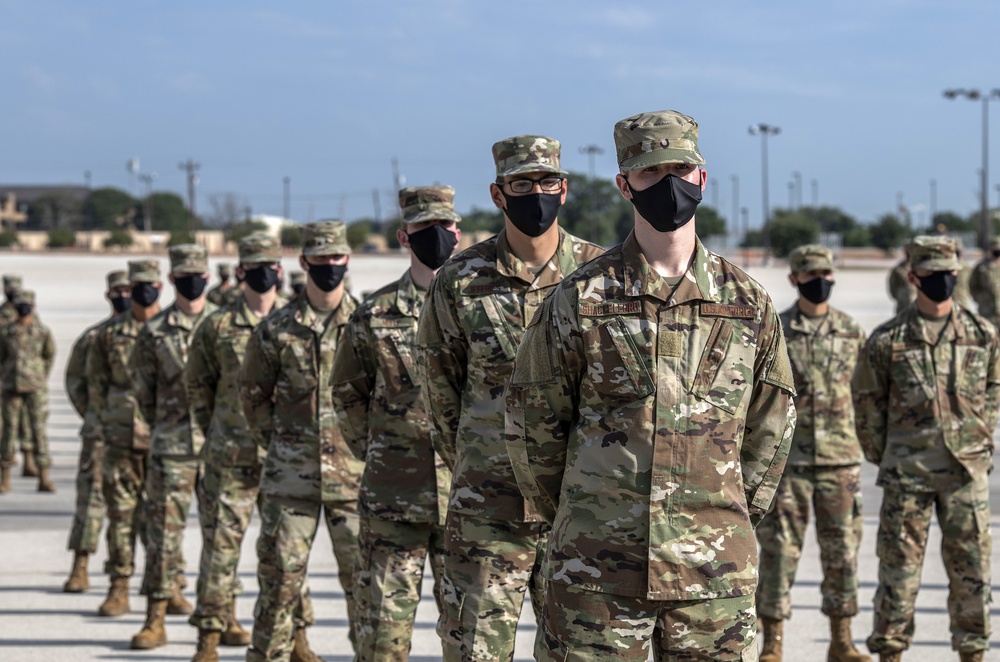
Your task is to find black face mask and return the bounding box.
[408,225,458,270]
[131,283,160,308]
[916,271,958,303]
[111,296,132,314]
[627,173,702,233]
[500,191,561,237]
[15,303,32,318]
[291,283,306,296]
[797,277,834,304]
[174,274,208,301]
[307,263,347,293]
[992,250,1000,259]
[243,266,281,294]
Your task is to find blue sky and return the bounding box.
[3,0,999,231]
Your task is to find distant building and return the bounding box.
[0,185,90,231]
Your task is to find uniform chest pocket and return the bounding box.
[156,337,188,383]
[278,343,317,399]
[111,338,133,380]
[958,343,989,406]
[219,332,249,373]
[372,322,417,391]
[582,316,654,411]
[468,295,518,364]
[890,348,935,401]
[690,319,754,416]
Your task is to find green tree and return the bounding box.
[104,229,134,248]
[0,231,19,248]
[558,171,634,246]
[27,193,83,230]
[870,214,914,253]
[346,219,373,249]
[457,207,503,234]
[84,187,137,229]
[383,217,404,249]
[695,205,726,238]
[932,211,975,234]
[167,230,196,247]
[842,225,871,247]
[225,220,269,242]
[280,225,302,248]
[46,228,77,248]
[769,215,820,257]
[137,192,195,233]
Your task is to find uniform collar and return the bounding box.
[905,305,965,345]
[292,292,356,334]
[495,227,573,288]
[395,269,424,318]
[621,231,721,305]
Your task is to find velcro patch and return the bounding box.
[579,300,641,317]
[701,303,755,319]
[464,284,510,296]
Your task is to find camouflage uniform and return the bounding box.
[131,245,217,604]
[240,221,363,661]
[417,136,604,662]
[0,291,56,473]
[853,235,999,656]
[887,257,916,314]
[331,186,462,661]
[0,274,32,463]
[87,261,159,586]
[207,263,238,307]
[969,237,1000,327]
[65,270,128,554]
[755,247,867,631]
[504,110,796,661]
[187,234,301,636]
[288,271,306,302]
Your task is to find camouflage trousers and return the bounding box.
[756,464,864,621]
[537,583,758,661]
[143,454,208,600]
[67,435,106,553]
[102,447,149,579]
[0,389,48,467]
[355,516,446,662]
[247,494,360,662]
[438,512,547,662]
[868,480,992,655]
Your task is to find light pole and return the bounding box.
[730,174,739,247]
[792,171,802,209]
[579,144,604,241]
[811,178,818,207]
[929,179,937,227]
[943,88,1000,248]
[138,172,158,233]
[749,123,780,262]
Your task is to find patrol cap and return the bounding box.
[908,235,961,272]
[106,270,129,289]
[789,244,834,273]
[238,232,281,264]
[399,186,462,225]
[217,263,233,277]
[492,135,566,179]
[13,289,34,305]
[3,274,22,290]
[289,270,306,286]
[614,109,705,171]
[301,221,351,256]
[128,260,161,283]
[169,244,208,274]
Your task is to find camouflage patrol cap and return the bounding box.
[302,220,351,256]
[789,244,834,273]
[128,260,161,283]
[909,235,961,271]
[13,289,34,305]
[399,186,462,225]
[169,243,208,274]
[217,263,233,277]
[289,270,307,286]
[3,274,22,290]
[106,270,129,289]
[238,232,281,264]
[614,109,705,171]
[492,135,567,179]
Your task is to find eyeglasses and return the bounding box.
[500,176,565,194]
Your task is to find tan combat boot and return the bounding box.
[63,552,90,593]
[827,616,871,661]
[0,465,11,493]
[37,466,56,493]
[220,598,251,646]
[167,575,194,615]
[760,617,783,662]
[192,629,221,662]
[130,598,168,649]
[22,453,37,477]
[959,652,984,662]
[98,577,130,617]
[290,627,326,662]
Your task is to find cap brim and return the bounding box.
[303,244,351,256]
[796,259,834,273]
[240,253,282,264]
[403,210,462,225]
[619,147,705,171]
[108,279,130,288]
[914,258,961,271]
[130,271,160,282]
[171,266,208,275]
[496,164,567,179]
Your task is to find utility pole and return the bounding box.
[283,176,291,221]
[372,188,382,223]
[138,172,158,233]
[178,158,201,236]
[391,157,403,220]
[748,123,780,264]
[579,144,604,241]
[84,170,91,189]
[730,175,739,247]
[811,178,818,207]
[930,178,938,226]
[127,158,140,196]
[741,207,750,268]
